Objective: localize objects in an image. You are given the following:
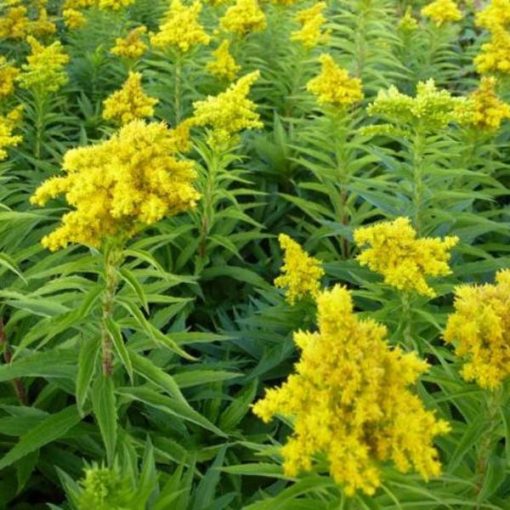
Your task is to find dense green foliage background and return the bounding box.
[1,0,510,508]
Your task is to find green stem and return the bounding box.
[174,58,182,125]
[34,90,47,160]
[475,388,503,507]
[101,245,123,377]
[400,291,413,349]
[412,129,425,235]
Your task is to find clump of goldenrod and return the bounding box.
[307,54,363,109]
[253,285,450,496]
[103,72,158,125]
[368,80,465,131]
[111,26,148,60]
[206,40,240,81]
[30,5,57,37]
[460,76,510,131]
[444,270,510,389]
[291,2,329,49]
[191,71,262,146]
[354,217,458,297]
[0,106,23,161]
[220,0,267,37]
[18,36,69,94]
[0,6,29,39]
[63,8,87,29]
[97,0,135,9]
[399,7,419,32]
[0,56,20,99]
[274,234,324,304]
[421,0,462,26]
[30,120,200,251]
[151,0,210,53]
[473,0,510,75]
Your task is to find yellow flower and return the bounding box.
[476,0,510,32]
[111,26,148,60]
[274,234,324,305]
[421,0,462,26]
[103,72,158,125]
[63,0,96,8]
[474,27,510,75]
[0,106,23,161]
[291,2,329,49]
[191,70,262,146]
[460,76,510,131]
[368,79,465,130]
[18,36,69,94]
[354,217,458,297]
[151,0,210,53]
[29,7,57,37]
[220,0,267,37]
[0,56,20,99]
[0,6,29,39]
[206,40,240,81]
[399,7,419,32]
[444,270,510,389]
[30,120,200,251]
[97,0,135,9]
[63,8,87,29]
[306,54,363,109]
[253,285,450,496]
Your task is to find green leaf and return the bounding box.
[0,406,81,471]
[76,335,100,416]
[105,317,133,382]
[91,375,117,466]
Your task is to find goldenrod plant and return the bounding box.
[1,1,510,509]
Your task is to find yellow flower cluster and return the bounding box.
[97,0,135,9]
[474,0,510,75]
[368,79,465,130]
[274,234,324,304]
[191,71,262,146]
[207,40,240,82]
[30,6,57,37]
[354,217,458,297]
[306,54,363,109]
[30,120,200,251]
[0,107,23,161]
[151,0,210,53]
[291,2,329,49]
[18,36,69,94]
[253,285,450,495]
[63,8,87,29]
[0,57,19,99]
[111,26,148,60]
[220,0,267,37]
[102,72,158,125]
[421,0,462,26]
[0,6,29,39]
[399,7,419,32]
[476,0,510,32]
[461,76,510,131]
[444,270,510,389]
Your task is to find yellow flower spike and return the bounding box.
[444,270,510,389]
[399,7,419,32]
[459,76,510,131]
[18,36,69,94]
[0,106,23,161]
[30,120,200,251]
[220,0,267,37]
[474,27,510,75]
[206,40,240,82]
[151,0,210,54]
[354,217,458,297]
[111,26,148,60]
[29,7,57,37]
[476,0,510,32]
[274,234,324,305]
[421,0,462,26]
[97,0,135,10]
[306,54,363,109]
[0,56,20,99]
[103,72,158,125]
[0,6,30,39]
[191,70,263,147]
[253,285,450,495]
[63,8,87,29]
[291,2,330,49]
